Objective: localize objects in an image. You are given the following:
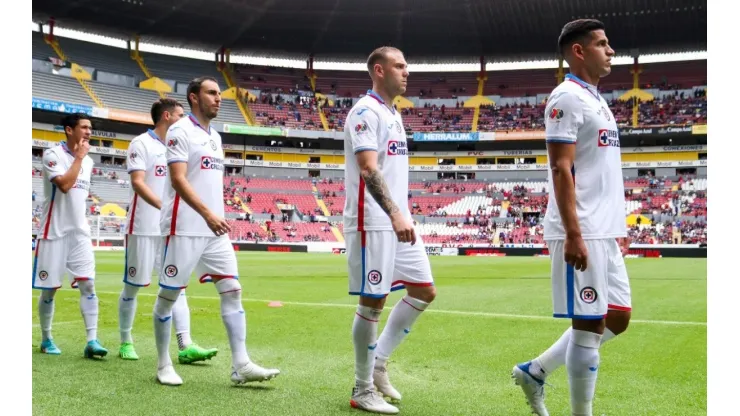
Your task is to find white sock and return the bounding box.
[216,279,249,369]
[119,284,140,344]
[77,280,98,342]
[375,296,429,366]
[530,327,617,380]
[153,288,180,367]
[353,305,382,390]
[38,290,56,341]
[566,330,602,416]
[172,291,192,350]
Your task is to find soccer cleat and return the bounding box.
[350,386,399,414]
[373,363,402,401]
[40,339,61,355]
[512,363,550,416]
[83,340,108,359]
[119,342,139,360]
[157,364,183,386]
[177,343,218,364]
[231,362,280,384]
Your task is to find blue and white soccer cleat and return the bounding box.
[512,362,550,416]
[40,339,61,355]
[83,340,108,359]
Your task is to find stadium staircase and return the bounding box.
[307,72,330,131]
[470,73,487,132]
[130,37,167,99]
[218,52,256,126]
[44,35,106,108]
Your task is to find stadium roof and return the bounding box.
[32,0,707,63]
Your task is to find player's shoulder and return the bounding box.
[547,82,586,108]
[42,145,62,158]
[167,117,192,136]
[348,96,381,119]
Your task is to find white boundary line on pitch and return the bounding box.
[35,290,704,327]
[32,321,76,328]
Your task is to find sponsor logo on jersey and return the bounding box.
[355,122,369,134]
[549,108,564,120]
[155,165,166,177]
[167,138,178,147]
[129,151,138,160]
[387,140,407,156]
[47,160,56,168]
[598,129,620,148]
[201,156,225,170]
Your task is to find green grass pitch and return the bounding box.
[31,252,706,416]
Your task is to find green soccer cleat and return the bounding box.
[40,339,61,355]
[178,344,218,364]
[83,340,108,359]
[119,342,139,360]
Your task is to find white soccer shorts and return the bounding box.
[345,230,434,298]
[124,235,163,287]
[547,238,632,319]
[32,233,96,290]
[158,235,239,290]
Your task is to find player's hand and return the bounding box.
[205,213,232,237]
[617,237,630,257]
[564,234,588,271]
[75,140,90,160]
[391,212,416,245]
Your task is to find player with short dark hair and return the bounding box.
[343,46,437,414]
[118,98,218,363]
[34,113,109,359]
[152,77,279,386]
[512,19,632,416]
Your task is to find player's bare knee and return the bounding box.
[572,317,606,334]
[359,295,386,310]
[410,285,436,303]
[606,310,631,335]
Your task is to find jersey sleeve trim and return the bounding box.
[167,159,188,164]
[354,146,378,154]
[127,168,146,173]
[546,137,577,144]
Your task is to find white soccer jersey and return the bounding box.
[343,90,411,232]
[160,114,225,237]
[38,142,94,239]
[125,130,168,236]
[543,74,627,240]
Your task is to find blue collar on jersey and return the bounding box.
[366,89,396,114]
[187,113,211,134]
[565,73,600,101]
[147,129,165,145]
[60,141,74,156]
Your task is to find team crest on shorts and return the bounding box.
[367,270,382,285]
[580,287,597,304]
[38,270,48,281]
[128,267,136,278]
[164,265,178,277]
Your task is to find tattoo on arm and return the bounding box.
[361,168,400,217]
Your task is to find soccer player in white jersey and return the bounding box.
[33,113,108,359]
[118,98,218,363]
[343,47,437,414]
[511,20,632,416]
[152,76,280,386]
